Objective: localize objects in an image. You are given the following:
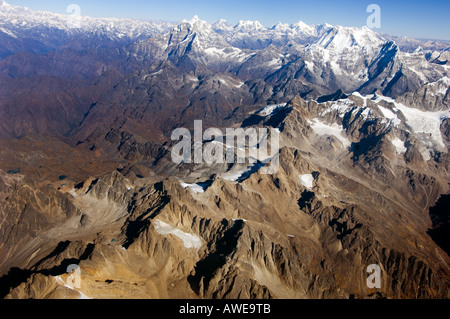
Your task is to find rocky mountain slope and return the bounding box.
[0,0,173,58]
[1,90,449,299]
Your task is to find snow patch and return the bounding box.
[320,99,355,118]
[180,182,206,193]
[203,47,249,62]
[378,105,401,126]
[304,60,314,70]
[299,174,314,189]
[0,1,174,42]
[222,162,265,182]
[266,58,282,68]
[153,219,203,250]
[375,96,449,150]
[308,119,351,148]
[434,77,450,95]
[392,138,407,154]
[149,70,163,76]
[0,26,18,38]
[235,20,265,31]
[222,169,247,182]
[257,104,288,116]
[394,104,448,149]
[234,80,245,88]
[421,150,431,161]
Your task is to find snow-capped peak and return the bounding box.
[235,20,265,31]
[182,15,213,33]
[292,20,315,33]
[0,0,18,11]
[183,15,202,26]
[315,25,381,51]
[213,19,228,26]
[293,20,310,28]
[0,1,173,44]
[316,23,333,32]
[212,19,233,33]
[271,21,290,31]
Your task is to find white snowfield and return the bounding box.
[234,20,265,31]
[180,182,206,193]
[222,168,248,182]
[305,25,386,78]
[307,118,351,148]
[0,0,173,39]
[375,95,449,150]
[2,0,448,94]
[256,103,288,116]
[315,26,381,53]
[321,99,358,118]
[153,219,203,250]
[377,105,401,126]
[392,138,407,154]
[395,104,448,150]
[204,47,250,63]
[436,76,450,94]
[222,163,263,182]
[310,89,448,158]
[299,174,314,190]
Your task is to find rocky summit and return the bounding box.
[0,2,449,299]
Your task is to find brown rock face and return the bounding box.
[1,94,448,299]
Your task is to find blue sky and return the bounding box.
[5,0,450,40]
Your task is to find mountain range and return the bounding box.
[0,1,449,299]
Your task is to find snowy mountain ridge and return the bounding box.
[1,1,449,100]
[1,0,449,55]
[0,1,173,43]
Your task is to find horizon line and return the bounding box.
[2,1,450,43]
